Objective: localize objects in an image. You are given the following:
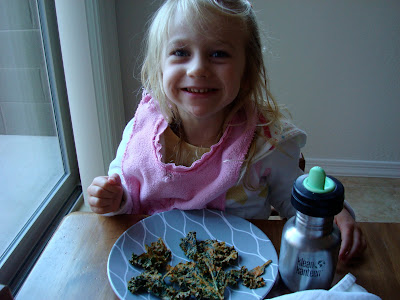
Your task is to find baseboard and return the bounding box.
[305,158,400,178]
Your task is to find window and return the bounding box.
[0,0,80,293]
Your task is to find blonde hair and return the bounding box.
[141,0,285,188]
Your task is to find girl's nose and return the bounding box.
[187,55,210,78]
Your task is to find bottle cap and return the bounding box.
[303,166,336,193]
[291,166,344,217]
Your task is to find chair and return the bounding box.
[0,285,13,300]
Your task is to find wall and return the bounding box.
[115,0,163,122]
[115,0,400,177]
[256,0,400,176]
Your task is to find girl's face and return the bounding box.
[161,13,247,125]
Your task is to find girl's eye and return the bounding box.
[172,49,189,57]
[211,51,229,58]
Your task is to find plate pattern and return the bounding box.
[108,209,278,299]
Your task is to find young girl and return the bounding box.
[87,0,365,262]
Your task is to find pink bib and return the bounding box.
[122,93,256,215]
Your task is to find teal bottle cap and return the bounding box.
[303,166,336,193]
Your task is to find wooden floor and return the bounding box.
[336,176,400,222]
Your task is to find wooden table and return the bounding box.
[16,212,400,299]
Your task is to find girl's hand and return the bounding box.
[335,208,367,263]
[87,173,123,214]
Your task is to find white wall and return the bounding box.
[115,0,400,177]
[256,0,400,176]
[115,0,163,122]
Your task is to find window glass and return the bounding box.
[0,0,80,292]
[0,0,64,256]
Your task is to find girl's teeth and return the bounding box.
[187,88,210,93]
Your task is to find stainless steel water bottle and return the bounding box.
[279,166,344,291]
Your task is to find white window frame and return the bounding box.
[54,0,125,202]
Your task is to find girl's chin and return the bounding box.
[179,108,225,123]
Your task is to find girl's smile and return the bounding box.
[181,87,219,100]
[182,88,217,94]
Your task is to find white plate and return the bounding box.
[108,209,278,299]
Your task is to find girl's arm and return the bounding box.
[335,208,367,262]
[265,138,365,261]
[102,118,136,216]
[266,138,303,219]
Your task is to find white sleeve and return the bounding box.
[108,118,134,178]
[266,139,304,219]
[102,118,135,216]
[264,139,356,220]
[343,200,356,220]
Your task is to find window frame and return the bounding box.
[54,0,125,202]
